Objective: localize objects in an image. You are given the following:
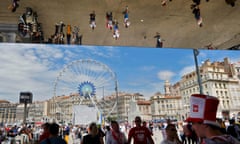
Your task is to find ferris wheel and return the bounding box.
[53,59,118,119]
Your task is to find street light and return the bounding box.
[19,92,33,125]
[193,49,203,94]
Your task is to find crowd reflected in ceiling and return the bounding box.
[0,0,239,49]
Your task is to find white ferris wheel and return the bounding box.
[53,59,119,121]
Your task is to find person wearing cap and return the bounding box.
[127,116,154,144]
[186,94,240,144]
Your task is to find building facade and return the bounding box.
[48,92,147,124]
[150,93,182,121]
[137,100,152,121]
[28,101,48,124]
[0,100,17,125]
[150,80,182,121]
[180,58,240,120]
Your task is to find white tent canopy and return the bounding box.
[72,105,98,125]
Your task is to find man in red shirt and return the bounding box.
[128,116,154,144]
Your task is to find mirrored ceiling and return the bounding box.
[0,0,239,49]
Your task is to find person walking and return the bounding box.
[40,123,67,144]
[106,121,127,144]
[113,21,120,40]
[122,6,130,28]
[154,32,163,48]
[89,11,96,30]
[66,24,71,45]
[81,122,104,144]
[161,124,182,144]
[191,5,202,27]
[106,12,113,30]
[127,116,154,144]
[8,0,20,12]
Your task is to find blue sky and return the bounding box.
[0,43,239,103]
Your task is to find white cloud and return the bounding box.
[179,65,195,76]
[0,44,60,102]
[157,70,175,81]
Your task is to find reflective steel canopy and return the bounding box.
[0,0,239,49]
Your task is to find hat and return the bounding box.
[186,94,220,127]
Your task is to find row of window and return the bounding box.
[182,71,229,88]
[182,82,227,96]
[215,83,227,89]
[216,90,228,97]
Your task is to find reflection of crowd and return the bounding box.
[191,1,203,27]
[18,7,44,43]
[47,21,65,44]
[154,32,163,48]
[89,11,96,30]
[47,22,82,45]
[6,0,238,48]
[8,0,20,12]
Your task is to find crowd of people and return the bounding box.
[1,110,240,144]
[46,22,82,45]
[1,95,240,144]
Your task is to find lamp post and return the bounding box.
[115,79,119,122]
[19,92,33,125]
[193,49,203,94]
